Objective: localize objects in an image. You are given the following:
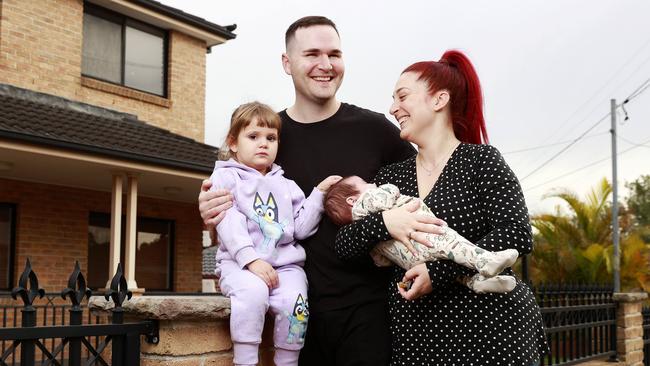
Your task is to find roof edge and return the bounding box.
[0,83,138,122]
[0,130,215,174]
[125,0,236,40]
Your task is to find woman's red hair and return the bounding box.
[403,50,488,144]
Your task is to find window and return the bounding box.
[82,4,167,96]
[0,204,16,291]
[87,213,174,291]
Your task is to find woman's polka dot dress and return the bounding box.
[335,143,549,365]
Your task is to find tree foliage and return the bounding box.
[530,178,650,292]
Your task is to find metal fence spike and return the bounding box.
[61,260,92,308]
[10,258,45,306]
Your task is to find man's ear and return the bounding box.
[282,53,292,76]
[433,90,450,112]
[345,196,357,207]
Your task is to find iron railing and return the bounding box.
[534,283,617,366]
[0,259,158,366]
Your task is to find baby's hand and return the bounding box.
[247,259,279,288]
[317,175,343,193]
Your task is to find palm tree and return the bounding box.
[530,178,650,291]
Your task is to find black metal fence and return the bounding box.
[643,306,649,366]
[534,283,617,366]
[0,291,104,365]
[0,259,158,366]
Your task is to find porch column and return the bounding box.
[107,174,123,288]
[124,174,140,291]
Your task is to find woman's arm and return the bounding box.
[422,145,532,293]
[335,166,444,261]
[473,145,533,254]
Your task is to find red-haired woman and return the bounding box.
[334,50,548,365]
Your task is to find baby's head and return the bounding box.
[325,176,376,226]
[219,101,281,174]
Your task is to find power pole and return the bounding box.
[611,99,620,293]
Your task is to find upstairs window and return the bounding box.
[82,4,167,97]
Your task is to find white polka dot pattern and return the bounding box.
[335,143,548,365]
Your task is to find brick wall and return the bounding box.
[0,177,203,293]
[0,0,207,142]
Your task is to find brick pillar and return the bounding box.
[614,292,648,366]
[89,295,275,366]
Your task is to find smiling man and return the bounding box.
[199,16,417,366]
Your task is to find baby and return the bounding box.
[325,176,519,294]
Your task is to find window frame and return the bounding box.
[82,3,169,98]
[87,212,175,292]
[0,203,16,291]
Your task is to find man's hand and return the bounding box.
[198,179,234,229]
[382,200,446,255]
[247,259,279,289]
[397,263,433,300]
[316,175,343,193]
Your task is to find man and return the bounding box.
[199,16,433,366]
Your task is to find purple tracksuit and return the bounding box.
[210,159,324,366]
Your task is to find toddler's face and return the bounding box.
[230,120,278,174]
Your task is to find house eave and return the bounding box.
[87,0,236,47]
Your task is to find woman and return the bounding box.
[334,50,548,365]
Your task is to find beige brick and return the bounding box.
[619,302,642,315]
[616,337,644,354]
[0,0,208,143]
[619,350,644,365]
[616,325,643,340]
[617,313,643,327]
[141,353,234,366]
[1,177,203,292]
[142,320,232,356]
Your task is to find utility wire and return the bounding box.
[520,75,650,182]
[525,36,650,156]
[618,134,650,148]
[523,136,650,192]
[519,112,611,182]
[502,131,609,155]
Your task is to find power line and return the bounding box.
[623,77,650,102]
[502,131,608,155]
[523,136,650,192]
[618,134,650,148]
[519,74,650,183]
[523,36,650,160]
[519,112,611,182]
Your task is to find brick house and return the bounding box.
[0,0,236,294]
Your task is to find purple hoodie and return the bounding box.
[211,159,324,269]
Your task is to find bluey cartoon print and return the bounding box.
[286,294,309,344]
[248,192,284,252]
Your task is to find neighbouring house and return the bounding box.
[0,0,236,294]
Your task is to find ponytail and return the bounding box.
[403,50,488,144]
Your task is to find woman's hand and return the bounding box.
[198,179,234,229]
[246,259,279,289]
[397,263,433,300]
[317,175,343,192]
[382,200,446,255]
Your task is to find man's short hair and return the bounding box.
[285,16,339,48]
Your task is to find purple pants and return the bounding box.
[219,262,308,366]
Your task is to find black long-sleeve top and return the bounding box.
[276,103,416,313]
[335,143,548,365]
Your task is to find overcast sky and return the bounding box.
[161,0,650,214]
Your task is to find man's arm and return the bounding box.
[198,179,234,232]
